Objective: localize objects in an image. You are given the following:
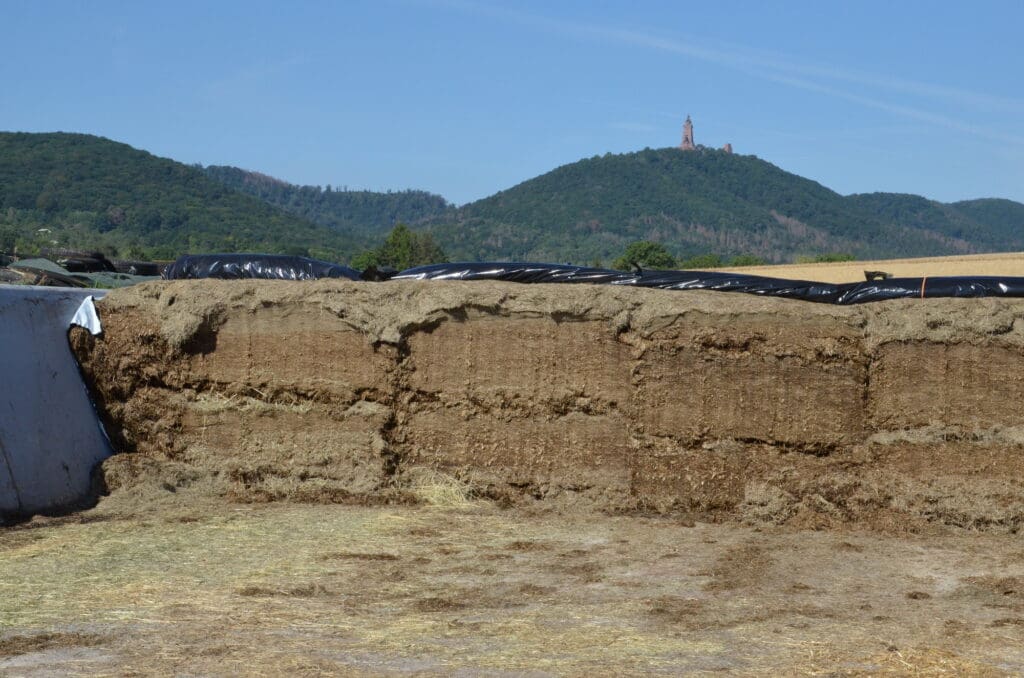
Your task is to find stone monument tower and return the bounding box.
[680,115,695,151]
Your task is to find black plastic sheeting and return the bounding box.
[163,254,361,281]
[392,262,1024,305]
[158,255,1024,304]
[394,262,636,285]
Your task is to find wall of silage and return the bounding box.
[70,280,1024,531]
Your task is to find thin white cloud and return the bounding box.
[721,41,1024,113]
[609,121,658,133]
[750,69,1024,146]
[201,54,310,99]
[417,0,1023,144]
[599,26,1024,114]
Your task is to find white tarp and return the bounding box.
[0,285,111,520]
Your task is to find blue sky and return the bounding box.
[3,0,1022,205]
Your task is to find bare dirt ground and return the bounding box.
[2,497,1024,676]
[721,251,1024,283]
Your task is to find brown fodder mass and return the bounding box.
[71,279,1024,531]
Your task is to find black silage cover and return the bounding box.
[392,262,1024,305]
[161,255,1024,304]
[163,254,361,281]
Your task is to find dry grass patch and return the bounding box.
[403,468,479,508]
[188,391,314,415]
[2,502,1023,675]
[317,551,399,562]
[0,632,106,658]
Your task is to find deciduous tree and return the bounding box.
[612,241,676,271]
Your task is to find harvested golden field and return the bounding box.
[721,251,1024,283]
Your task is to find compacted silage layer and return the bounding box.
[70,279,1024,531]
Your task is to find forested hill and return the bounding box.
[0,132,364,260]
[3,133,1022,265]
[422,147,1024,263]
[203,165,453,238]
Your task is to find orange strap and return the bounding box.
[920,276,927,299]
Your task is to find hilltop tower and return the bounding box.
[680,115,695,151]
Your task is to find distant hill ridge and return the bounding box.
[202,165,453,240]
[0,132,364,260]
[3,132,1023,264]
[419,147,1024,263]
